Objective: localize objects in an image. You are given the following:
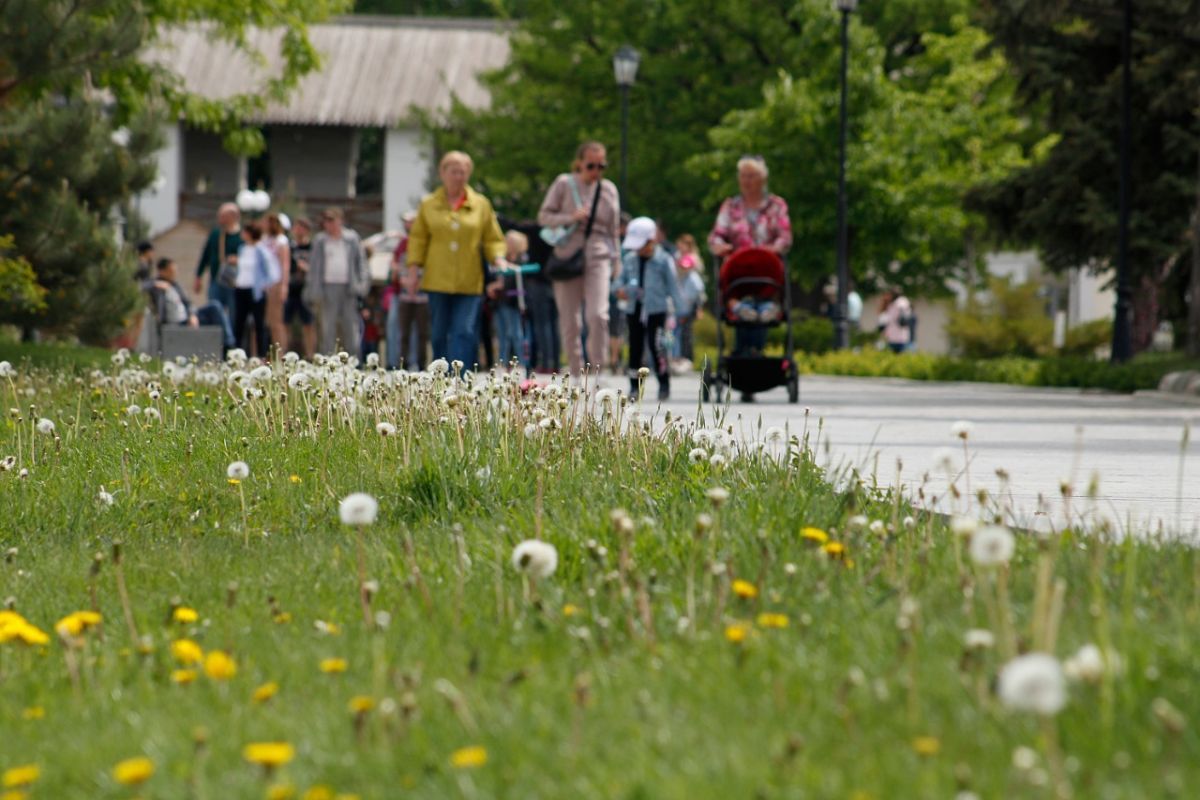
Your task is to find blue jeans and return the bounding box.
[427,292,483,371]
[207,281,235,318]
[494,304,523,366]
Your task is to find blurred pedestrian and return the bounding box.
[672,233,706,370]
[385,211,428,370]
[615,218,682,401]
[538,141,621,378]
[877,289,915,353]
[194,202,242,316]
[304,207,369,355]
[405,151,507,372]
[232,221,277,357]
[285,217,317,358]
[262,213,291,354]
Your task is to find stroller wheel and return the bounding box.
[787,374,800,404]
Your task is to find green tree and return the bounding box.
[694,17,1039,293]
[0,0,344,341]
[432,0,1027,294]
[970,0,1200,353]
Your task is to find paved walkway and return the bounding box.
[655,374,1200,538]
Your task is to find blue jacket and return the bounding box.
[617,246,684,322]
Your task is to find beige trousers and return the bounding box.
[553,255,612,376]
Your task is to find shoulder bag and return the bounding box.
[545,180,602,282]
[216,230,239,288]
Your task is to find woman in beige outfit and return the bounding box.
[537,141,621,377]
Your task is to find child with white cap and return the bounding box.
[614,217,684,401]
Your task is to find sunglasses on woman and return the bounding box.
[585,162,608,171]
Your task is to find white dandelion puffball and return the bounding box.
[365,352,380,367]
[250,365,273,382]
[951,420,975,439]
[375,421,396,437]
[706,486,730,506]
[144,407,161,422]
[428,358,449,375]
[98,487,115,507]
[36,418,55,435]
[287,372,311,390]
[1064,643,1119,684]
[339,492,379,526]
[595,388,618,407]
[847,514,868,532]
[126,404,142,416]
[226,461,250,480]
[969,525,1015,567]
[964,628,995,650]
[688,448,707,464]
[709,453,726,468]
[950,515,978,537]
[868,519,886,535]
[932,447,957,471]
[511,539,558,579]
[0,361,14,377]
[997,653,1067,715]
[765,426,787,443]
[475,466,492,482]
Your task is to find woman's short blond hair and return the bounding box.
[439,150,474,173]
[505,229,529,253]
[736,155,769,179]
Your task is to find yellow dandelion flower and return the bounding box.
[171,639,204,665]
[301,786,334,800]
[112,756,154,786]
[243,742,295,769]
[2,765,39,788]
[54,610,102,637]
[273,612,293,624]
[266,783,297,800]
[203,650,237,681]
[731,579,758,599]
[173,606,199,624]
[319,658,347,674]
[724,622,751,644]
[800,526,829,544]
[2,789,31,800]
[348,695,375,714]
[450,746,488,769]
[822,541,847,559]
[228,478,241,485]
[289,475,301,484]
[172,669,198,685]
[184,391,196,398]
[252,682,280,704]
[2,622,49,646]
[562,604,580,617]
[21,707,44,721]
[912,736,941,757]
[756,613,789,629]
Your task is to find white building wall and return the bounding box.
[138,123,183,237]
[1067,268,1114,327]
[384,128,432,232]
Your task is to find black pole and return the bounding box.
[620,84,630,202]
[1111,0,1134,363]
[834,8,851,350]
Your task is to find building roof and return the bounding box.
[151,16,511,127]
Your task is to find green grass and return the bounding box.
[1,359,1198,798]
[0,339,118,372]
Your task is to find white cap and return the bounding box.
[622,216,657,251]
[278,212,292,231]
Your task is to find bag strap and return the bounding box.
[217,229,225,273]
[582,181,603,240]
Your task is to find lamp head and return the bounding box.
[613,45,640,87]
[835,0,858,11]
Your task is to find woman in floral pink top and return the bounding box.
[708,156,792,362]
[708,156,793,257]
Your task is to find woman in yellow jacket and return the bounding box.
[405,151,507,371]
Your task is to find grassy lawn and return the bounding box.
[1,354,1197,798]
[0,339,117,373]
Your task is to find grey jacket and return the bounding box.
[303,229,369,304]
[617,246,684,321]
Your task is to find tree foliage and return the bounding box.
[433,0,1031,294]
[970,0,1200,349]
[0,0,343,341]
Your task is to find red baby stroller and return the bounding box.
[701,246,799,403]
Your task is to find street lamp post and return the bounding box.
[613,45,641,200]
[1111,0,1134,362]
[833,0,856,351]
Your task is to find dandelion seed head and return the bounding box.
[226,461,250,480]
[35,418,54,435]
[338,493,378,526]
[998,653,1066,715]
[511,539,558,579]
[969,525,1015,567]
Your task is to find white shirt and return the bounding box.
[324,237,349,285]
[262,234,286,285]
[236,243,259,288]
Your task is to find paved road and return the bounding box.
[653,374,1200,538]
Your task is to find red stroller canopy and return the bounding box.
[719,246,785,300]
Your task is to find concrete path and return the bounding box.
[653,374,1200,538]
